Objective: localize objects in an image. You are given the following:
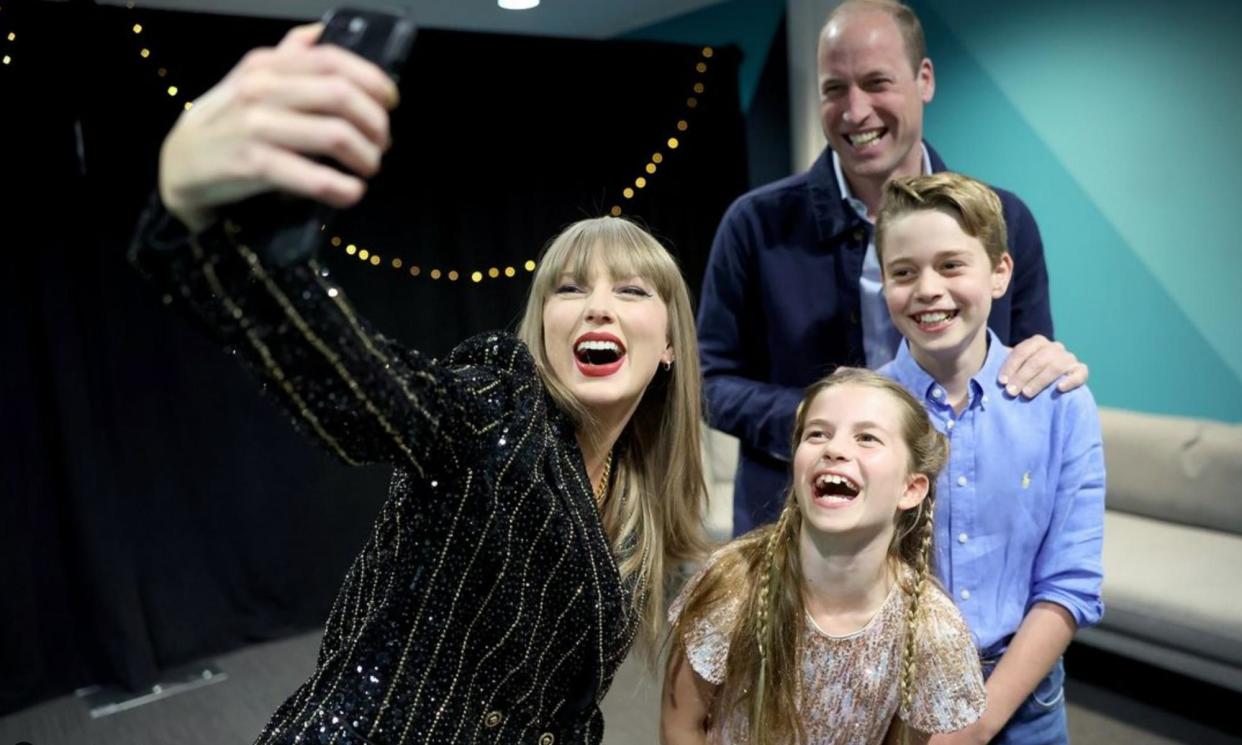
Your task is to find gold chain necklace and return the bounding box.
[595,449,614,504]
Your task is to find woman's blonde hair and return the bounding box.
[670,368,947,745]
[517,216,709,654]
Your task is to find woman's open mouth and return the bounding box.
[574,333,626,377]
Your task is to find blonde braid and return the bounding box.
[750,501,797,744]
[898,497,936,745]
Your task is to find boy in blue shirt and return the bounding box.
[876,173,1104,744]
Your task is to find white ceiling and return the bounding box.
[99,0,730,39]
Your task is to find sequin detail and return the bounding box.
[669,559,986,744]
[129,205,642,744]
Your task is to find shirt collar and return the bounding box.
[888,328,1007,411]
[831,143,933,222]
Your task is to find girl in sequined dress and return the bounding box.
[661,369,985,745]
[132,24,709,745]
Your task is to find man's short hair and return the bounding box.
[824,0,927,74]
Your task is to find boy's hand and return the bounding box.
[998,335,1089,399]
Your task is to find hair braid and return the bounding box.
[750,500,796,744]
[898,496,936,744]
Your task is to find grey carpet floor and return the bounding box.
[2,631,1238,744]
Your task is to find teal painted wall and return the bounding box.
[913,0,1242,421]
[622,0,785,111]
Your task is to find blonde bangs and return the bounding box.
[533,217,683,304]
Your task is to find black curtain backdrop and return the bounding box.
[2,1,748,714]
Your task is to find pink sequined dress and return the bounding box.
[670,556,986,744]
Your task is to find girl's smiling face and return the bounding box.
[793,383,927,543]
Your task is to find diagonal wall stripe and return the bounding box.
[914,0,1242,394]
[913,0,1242,421]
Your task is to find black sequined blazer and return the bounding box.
[131,207,640,745]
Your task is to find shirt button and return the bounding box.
[946,420,955,430]
[957,475,968,487]
[539,734,556,745]
[932,388,944,399]
[960,589,971,601]
[958,532,969,544]
[853,228,865,241]
[483,711,503,728]
[982,394,990,404]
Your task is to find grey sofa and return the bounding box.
[1077,409,1242,692]
[701,407,1242,691]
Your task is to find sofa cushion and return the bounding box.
[1100,408,1242,534]
[1100,510,1242,668]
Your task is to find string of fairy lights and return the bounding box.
[1,5,14,67]
[122,6,714,284]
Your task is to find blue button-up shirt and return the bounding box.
[880,330,1105,654]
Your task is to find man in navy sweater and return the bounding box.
[698,0,1089,535]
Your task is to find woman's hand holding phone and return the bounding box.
[158,23,399,233]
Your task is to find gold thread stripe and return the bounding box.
[372,469,475,741]
[453,491,559,740]
[230,241,427,478]
[509,626,588,744]
[507,578,584,712]
[453,421,548,742]
[308,259,442,432]
[195,250,361,467]
[197,247,393,741]
[556,449,610,712]
[283,505,404,740]
[409,502,506,742]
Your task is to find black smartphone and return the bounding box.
[319,8,417,83]
[224,8,417,267]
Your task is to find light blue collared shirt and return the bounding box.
[879,330,1105,655]
[832,144,933,369]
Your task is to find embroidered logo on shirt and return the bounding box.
[1022,472,1032,489]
